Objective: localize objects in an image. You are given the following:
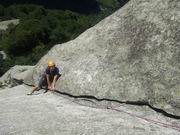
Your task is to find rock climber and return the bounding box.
[27,60,61,95]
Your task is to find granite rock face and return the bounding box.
[25,0,180,116]
[0,19,19,30]
[0,65,34,88]
[0,51,7,59]
[0,85,180,135]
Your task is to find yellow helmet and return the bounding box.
[48,60,55,67]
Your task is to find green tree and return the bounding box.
[0,54,3,76]
[0,4,4,17]
[2,19,49,56]
[29,6,47,19]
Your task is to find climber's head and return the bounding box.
[48,60,55,69]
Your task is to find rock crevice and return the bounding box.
[1,85,180,134]
[53,89,180,119]
[24,0,180,116]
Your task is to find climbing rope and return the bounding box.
[108,106,180,132]
[53,90,180,132]
[72,99,180,132]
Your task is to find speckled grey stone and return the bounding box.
[0,65,34,88]
[0,85,180,135]
[24,0,180,116]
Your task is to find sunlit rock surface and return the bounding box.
[0,65,34,88]
[24,0,180,116]
[0,85,180,135]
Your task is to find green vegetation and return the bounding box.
[98,0,119,8]
[0,1,129,76]
[0,54,3,75]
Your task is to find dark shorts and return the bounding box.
[38,73,61,89]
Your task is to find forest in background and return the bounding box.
[0,0,129,76]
